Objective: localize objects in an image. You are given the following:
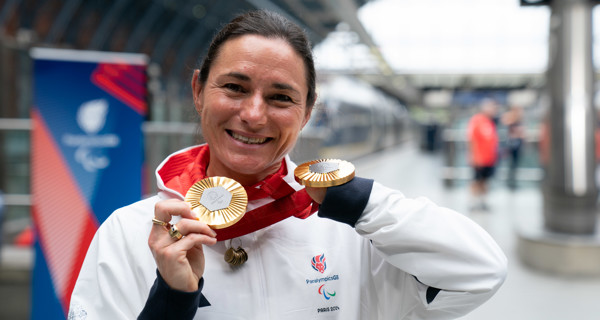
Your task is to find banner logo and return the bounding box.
[62,99,120,172]
[78,98,108,134]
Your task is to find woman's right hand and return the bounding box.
[149,199,217,292]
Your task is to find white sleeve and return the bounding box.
[68,204,155,320]
[355,182,507,319]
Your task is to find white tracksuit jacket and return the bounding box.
[69,146,507,320]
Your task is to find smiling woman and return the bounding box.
[192,35,311,185]
[68,9,507,320]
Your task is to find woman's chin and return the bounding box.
[222,158,269,175]
[211,147,284,180]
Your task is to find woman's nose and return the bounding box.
[240,94,267,127]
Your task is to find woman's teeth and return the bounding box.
[230,131,268,144]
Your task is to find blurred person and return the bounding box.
[0,190,3,263]
[501,106,526,189]
[537,114,550,168]
[68,10,506,320]
[467,99,500,212]
[596,110,600,163]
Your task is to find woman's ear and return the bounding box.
[191,69,203,115]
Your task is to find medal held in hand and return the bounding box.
[185,176,249,266]
[185,177,248,229]
[294,159,355,187]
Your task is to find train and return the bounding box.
[294,75,410,161]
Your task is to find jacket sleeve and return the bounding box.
[69,203,162,320]
[318,177,507,319]
[138,270,210,320]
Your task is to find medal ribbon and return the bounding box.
[160,145,318,241]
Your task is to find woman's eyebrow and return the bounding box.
[223,72,300,94]
[273,82,300,94]
[223,72,250,81]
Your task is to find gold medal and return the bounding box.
[294,159,355,187]
[184,176,248,229]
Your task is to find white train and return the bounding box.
[297,76,410,161]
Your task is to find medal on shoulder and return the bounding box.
[294,159,355,187]
[185,176,249,266]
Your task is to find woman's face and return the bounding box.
[192,34,311,185]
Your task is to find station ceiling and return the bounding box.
[0,0,367,80]
[0,0,546,105]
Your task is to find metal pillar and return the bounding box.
[544,0,598,234]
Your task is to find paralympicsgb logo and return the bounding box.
[311,253,326,273]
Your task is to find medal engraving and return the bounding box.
[200,186,232,211]
[309,162,339,174]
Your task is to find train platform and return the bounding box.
[2,141,600,319]
[352,142,600,320]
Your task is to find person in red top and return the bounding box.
[467,99,499,212]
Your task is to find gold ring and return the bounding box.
[152,218,169,227]
[169,225,183,240]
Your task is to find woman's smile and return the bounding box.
[227,130,272,145]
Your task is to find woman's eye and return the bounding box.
[272,94,292,102]
[224,83,244,92]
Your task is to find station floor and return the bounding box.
[353,142,600,320]
[2,141,600,319]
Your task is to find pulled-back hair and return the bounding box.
[198,10,316,108]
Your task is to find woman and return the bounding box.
[69,10,506,320]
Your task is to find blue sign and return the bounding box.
[30,48,147,318]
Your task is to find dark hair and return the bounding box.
[198,10,316,109]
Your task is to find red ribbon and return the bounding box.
[159,145,318,240]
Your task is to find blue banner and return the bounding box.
[30,48,147,318]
